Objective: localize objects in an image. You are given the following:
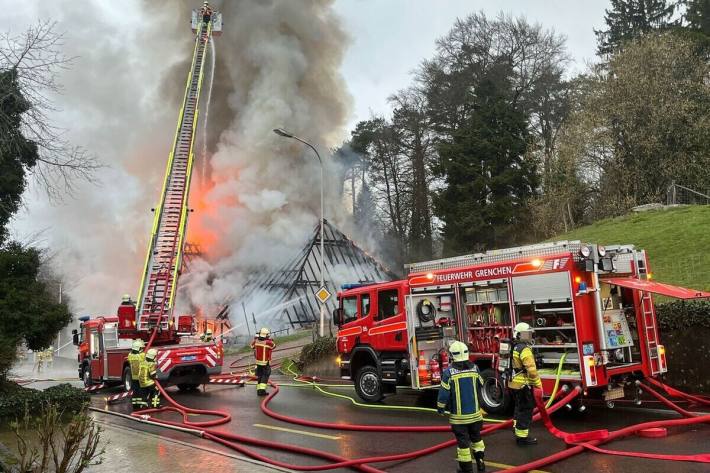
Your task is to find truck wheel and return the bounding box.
[177,383,200,392]
[82,366,93,387]
[122,366,132,392]
[355,365,383,403]
[479,368,511,415]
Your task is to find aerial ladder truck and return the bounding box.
[73,3,224,392]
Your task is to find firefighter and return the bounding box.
[200,328,214,343]
[509,322,542,446]
[127,339,146,410]
[251,327,275,396]
[139,348,160,408]
[437,341,486,473]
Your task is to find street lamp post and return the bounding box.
[273,128,326,337]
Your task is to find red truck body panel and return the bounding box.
[335,242,706,403]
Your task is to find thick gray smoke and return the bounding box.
[6,1,353,333]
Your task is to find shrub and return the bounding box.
[298,336,336,367]
[655,300,710,330]
[0,383,88,421]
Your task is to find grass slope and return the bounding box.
[551,206,710,291]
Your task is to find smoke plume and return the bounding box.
[6,0,352,331]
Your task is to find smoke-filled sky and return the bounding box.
[3,1,607,322]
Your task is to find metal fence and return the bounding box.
[666,183,710,206]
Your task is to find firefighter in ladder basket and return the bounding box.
[251,328,275,396]
[437,341,486,473]
[509,322,542,446]
[127,339,146,410]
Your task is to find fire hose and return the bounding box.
[130,379,578,472]
[136,330,710,471]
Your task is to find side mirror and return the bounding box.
[332,308,344,326]
[72,329,79,346]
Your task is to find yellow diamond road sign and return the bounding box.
[315,286,331,304]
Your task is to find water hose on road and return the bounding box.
[128,364,578,471]
[496,381,710,472]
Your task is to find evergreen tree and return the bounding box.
[0,68,39,244]
[434,63,537,255]
[595,0,676,55]
[684,0,710,34]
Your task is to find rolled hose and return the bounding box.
[499,381,710,472]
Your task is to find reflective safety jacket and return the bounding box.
[437,362,484,424]
[251,337,275,366]
[508,342,542,389]
[138,359,157,388]
[127,351,145,381]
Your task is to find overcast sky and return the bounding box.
[334,0,608,129]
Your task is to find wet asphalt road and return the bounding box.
[92,374,710,473]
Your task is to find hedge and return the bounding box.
[299,337,337,367]
[0,382,89,421]
[655,300,710,330]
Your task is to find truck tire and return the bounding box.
[122,365,132,392]
[82,366,93,387]
[479,368,512,415]
[177,383,200,392]
[354,365,384,403]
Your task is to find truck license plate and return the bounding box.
[181,355,197,362]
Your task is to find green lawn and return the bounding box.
[551,206,710,291]
[223,330,312,355]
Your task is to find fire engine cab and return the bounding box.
[334,241,710,411]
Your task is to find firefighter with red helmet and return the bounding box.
[509,322,542,446]
[437,340,486,473]
[251,327,275,396]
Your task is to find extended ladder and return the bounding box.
[135,19,214,331]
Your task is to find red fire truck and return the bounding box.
[334,241,710,411]
[72,3,224,391]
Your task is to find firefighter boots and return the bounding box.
[456,461,473,473]
[474,451,485,472]
[516,436,538,446]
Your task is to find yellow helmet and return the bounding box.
[258,327,270,338]
[131,339,145,351]
[145,348,158,361]
[448,341,469,363]
[205,328,213,335]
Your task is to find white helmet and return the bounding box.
[258,327,270,338]
[131,339,145,351]
[514,322,533,340]
[121,294,131,303]
[448,341,469,363]
[145,348,158,361]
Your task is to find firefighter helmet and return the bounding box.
[145,348,158,361]
[514,322,533,340]
[448,340,469,363]
[121,294,131,303]
[132,339,145,351]
[258,327,270,338]
[205,328,213,335]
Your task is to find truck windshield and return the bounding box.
[343,296,358,324]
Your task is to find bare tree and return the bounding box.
[0,20,100,199]
[9,403,105,473]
